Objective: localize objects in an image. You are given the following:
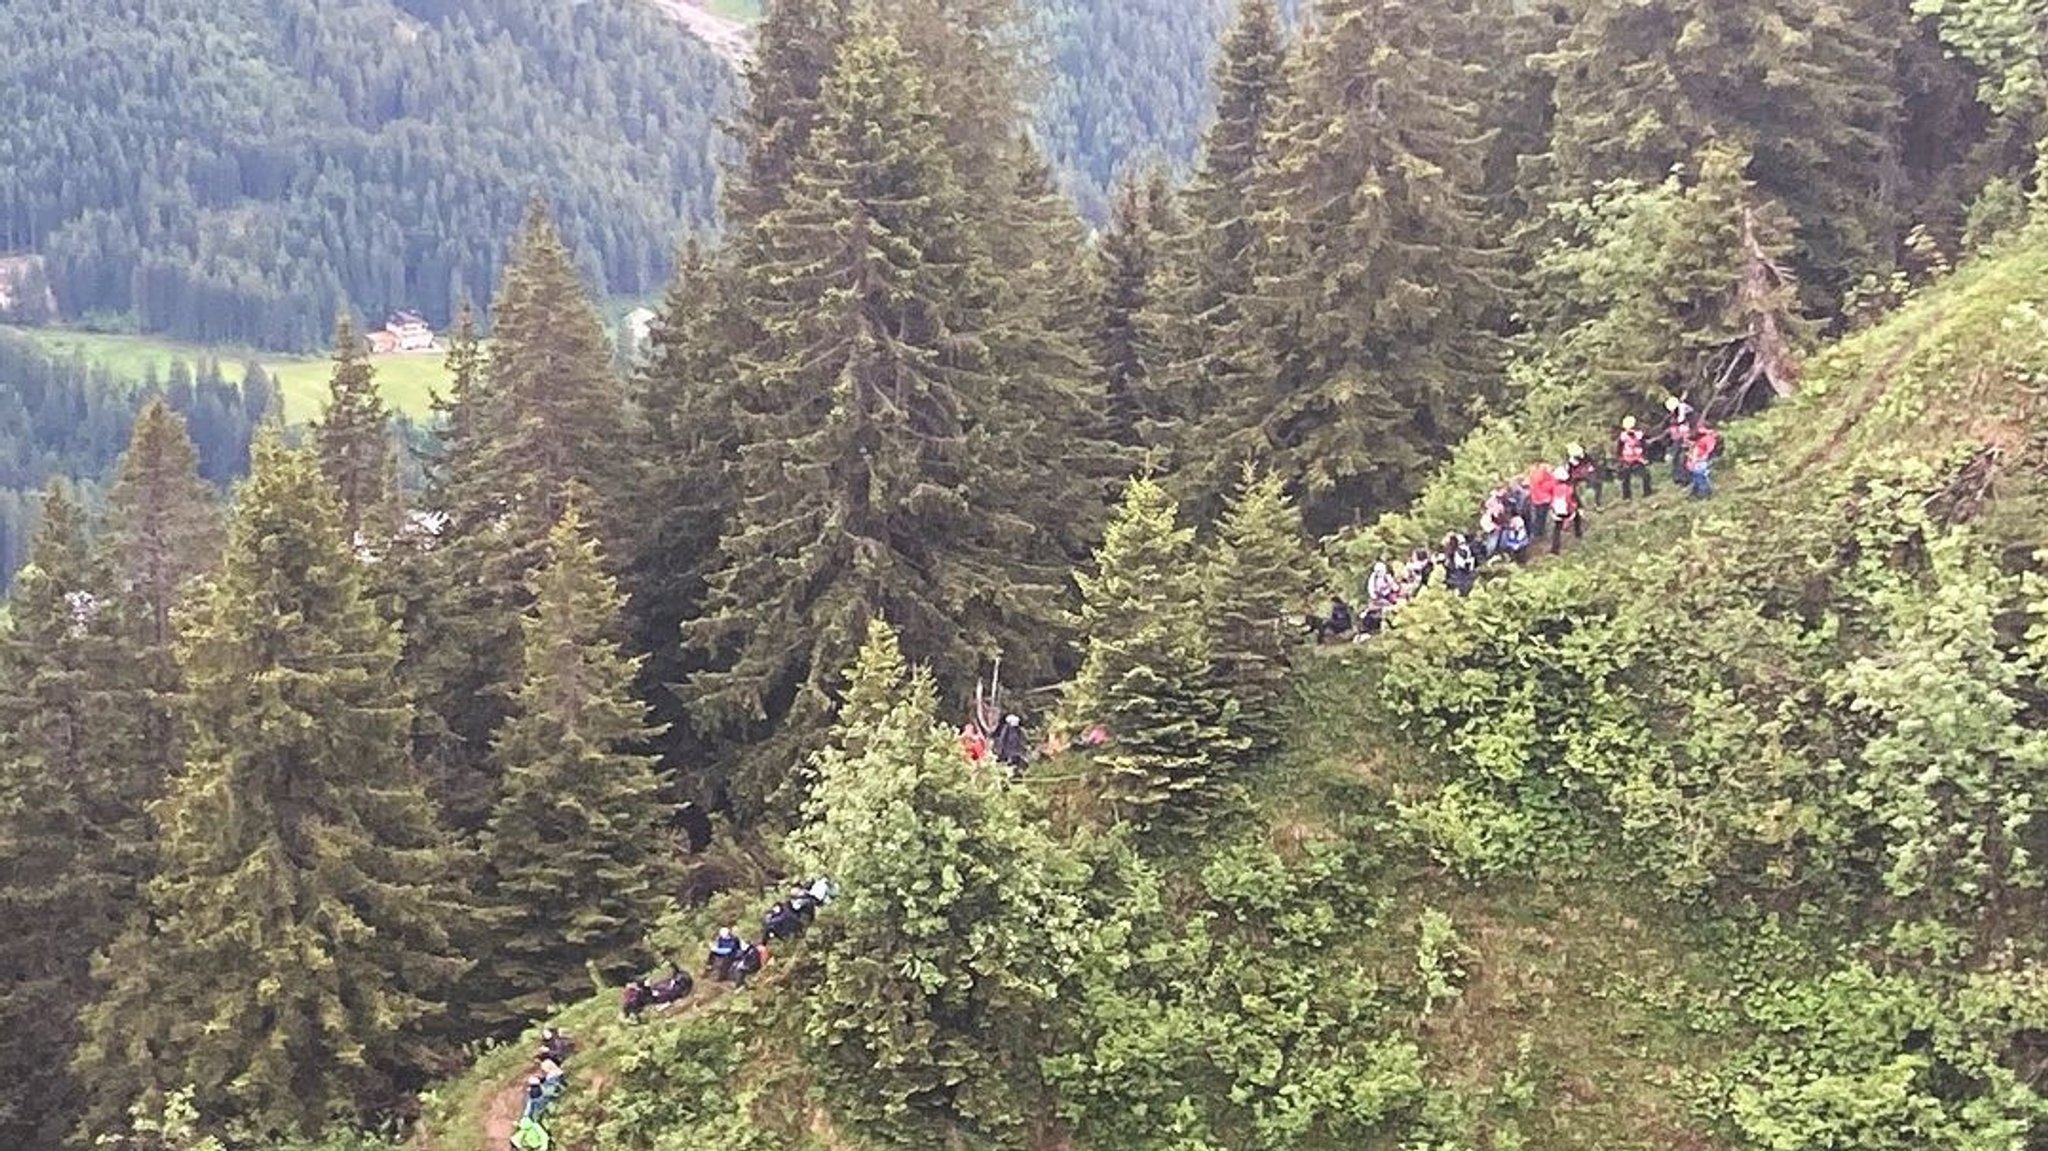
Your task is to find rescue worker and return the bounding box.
[1549,465,1582,554]
[521,1076,548,1122]
[538,1027,572,1066]
[764,901,802,942]
[1616,416,1651,500]
[1364,561,1403,634]
[732,938,769,989]
[1566,444,1603,510]
[1478,486,1508,557]
[1320,595,1354,641]
[1501,515,1531,564]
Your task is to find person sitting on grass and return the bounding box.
[707,927,743,981]
[733,938,770,989]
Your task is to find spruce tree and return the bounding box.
[1201,464,1324,766]
[0,485,148,1151]
[1209,0,1503,533]
[620,244,742,806]
[978,142,1129,572]
[75,437,464,1142]
[724,0,854,227]
[1067,477,1243,831]
[830,616,910,765]
[1538,0,1902,314]
[313,312,393,543]
[477,200,637,552]
[1093,169,1175,450]
[102,400,219,788]
[1156,0,1289,482]
[415,209,637,830]
[474,507,670,1033]
[689,13,1071,815]
[794,631,1081,1145]
[399,301,502,829]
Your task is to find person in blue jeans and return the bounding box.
[1687,427,1720,500]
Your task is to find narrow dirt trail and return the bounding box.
[482,1083,524,1149]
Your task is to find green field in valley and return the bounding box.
[704,0,762,21]
[3,325,449,420]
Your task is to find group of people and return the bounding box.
[958,714,1032,772]
[509,1027,574,1150]
[1312,398,1725,642]
[621,876,839,1026]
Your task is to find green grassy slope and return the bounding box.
[3,325,448,419]
[415,238,2048,1151]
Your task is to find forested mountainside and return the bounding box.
[5,0,2048,1150]
[0,0,734,350]
[1031,0,1309,220]
[0,332,268,587]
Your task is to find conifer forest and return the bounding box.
[7,1,2048,1150]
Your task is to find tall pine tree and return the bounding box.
[1538,0,1903,314]
[75,437,464,1143]
[1210,0,1503,533]
[1201,464,1324,766]
[1067,476,1243,831]
[620,244,743,808]
[689,11,1073,816]
[102,400,219,791]
[1156,0,1291,496]
[473,506,670,1033]
[1093,168,1177,450]
[415,209,637,831]
[313,313,393,543]
[0,485,149,1151]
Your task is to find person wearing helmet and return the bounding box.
[1548,465,1582,554]
[521,1075,549,1122]
[1665,396,1697,485]
[1566,443,1603,510]
[1616,415,1651,500]
[992,714,1028,772]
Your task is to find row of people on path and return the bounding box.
[509,1027,574,1149]
[621,876,838,1023]
[1312,398,1723,642]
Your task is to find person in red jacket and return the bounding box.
[1527,463,1558,541]
[1616,416,1651,500]
[1687,425,1720,499]
[1548,465,1582,554]
[958,722,989,764]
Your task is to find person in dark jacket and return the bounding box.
[992,715,1028,771]
[763,902,802,941]
[707,927,743,981]
[732,939,769,989]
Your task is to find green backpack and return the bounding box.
[511,1117,552,1151]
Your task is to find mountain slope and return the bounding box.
[0,0,735,350]
[413,235,2048,1151]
